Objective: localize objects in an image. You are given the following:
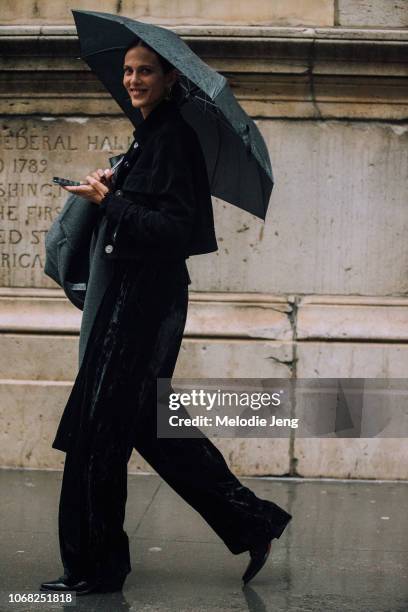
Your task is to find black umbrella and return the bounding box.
[72,9,274,220]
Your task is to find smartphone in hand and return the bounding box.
[53,177,82,187]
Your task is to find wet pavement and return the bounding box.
[0,468,407,612]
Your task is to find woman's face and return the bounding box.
[123,45,176,118]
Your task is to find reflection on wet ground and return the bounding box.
[0,469,407,611]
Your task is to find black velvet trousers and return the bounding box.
[55,258,292,584]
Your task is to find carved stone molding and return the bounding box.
[1,25,407,119]
[1,288,408,341]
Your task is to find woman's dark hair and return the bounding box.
[123,37,175,74]
[123,37,185,105]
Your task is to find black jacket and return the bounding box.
[99,98,218,261]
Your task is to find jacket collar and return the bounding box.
[132,98,179,147]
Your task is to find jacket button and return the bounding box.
[123,161,130,168]
[115,189,123,197]
[105,244,114,253]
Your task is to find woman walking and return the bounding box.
[40,38,292,595]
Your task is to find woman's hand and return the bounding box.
[62,168,114,205]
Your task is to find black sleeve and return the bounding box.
[99,131,196,253]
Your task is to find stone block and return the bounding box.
[338,0,408,28]
[0,378,291,476]
[185,293,293,340]
[294,341,408,479]
[294,438,408,479]
[1,117,407,298]
[204,120,407,295]
[0,380,71,469]
[177,338,294,378]
[0,333,295,381]
[185,121,408,293]
[0,334,79,381]
[0,117,134,288]
[297,340,408,379]
[0,295,81,333]
[2,0,334,27]
[297,296,408,341]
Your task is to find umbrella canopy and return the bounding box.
[72,9,274,220]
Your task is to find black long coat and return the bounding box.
[52,98,218,454]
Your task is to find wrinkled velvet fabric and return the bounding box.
[54,257,291,583]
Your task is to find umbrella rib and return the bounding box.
[210,107,222,188]
[84,46,127,58]
[190,97,240,138]
[193,95,219,110]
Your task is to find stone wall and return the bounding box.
[2,0,407,27]
[0,3,407,478]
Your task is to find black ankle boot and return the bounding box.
[40,574,126,596]
[40,574,81,592]
[242,540,272,585]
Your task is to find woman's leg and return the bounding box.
[58,434,131,584]
[56,268,132,585]
[128,277,291,555]
[130,405,291,555]
[58,449,86,582]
